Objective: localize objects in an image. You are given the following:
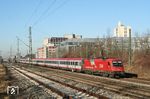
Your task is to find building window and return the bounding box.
[124,33,127,37]
[124,30,127,33]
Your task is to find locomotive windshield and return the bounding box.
[112,61,123,67]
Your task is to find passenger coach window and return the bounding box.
[75,62,78,65]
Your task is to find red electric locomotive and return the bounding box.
[82,58,124,77]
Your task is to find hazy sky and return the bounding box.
[0,0,150,58]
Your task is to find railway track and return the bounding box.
[23,64,150,88]
[122,78,150,85]
[46,65,150,88]
[15,63,150,99]
[5,65,60,99]
[12,66,106,99]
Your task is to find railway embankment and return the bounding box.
[124,53,150,79]
[0,63,60,98]
[125,64,150,79]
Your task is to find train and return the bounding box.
[20,57,125,78]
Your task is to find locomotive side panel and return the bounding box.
[82,59,112,72]
[94,59,112,72]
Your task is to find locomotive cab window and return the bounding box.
[112,61,123,67]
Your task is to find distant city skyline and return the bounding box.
[0,0,150,58]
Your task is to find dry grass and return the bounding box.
[125,65,150,79]
[0,64,9,94]
[125,53,150,79]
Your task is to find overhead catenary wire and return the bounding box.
[32,0,57,27]
[24,0,43,28]
[46,0,69,18]
[16,36,30,57]
[32,0,69,27]
[16,36,29,47]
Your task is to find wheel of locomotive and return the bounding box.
[109,74,115,78]
[99,72,103,76]
[102,73,109,77]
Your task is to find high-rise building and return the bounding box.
[114,21,131,37]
